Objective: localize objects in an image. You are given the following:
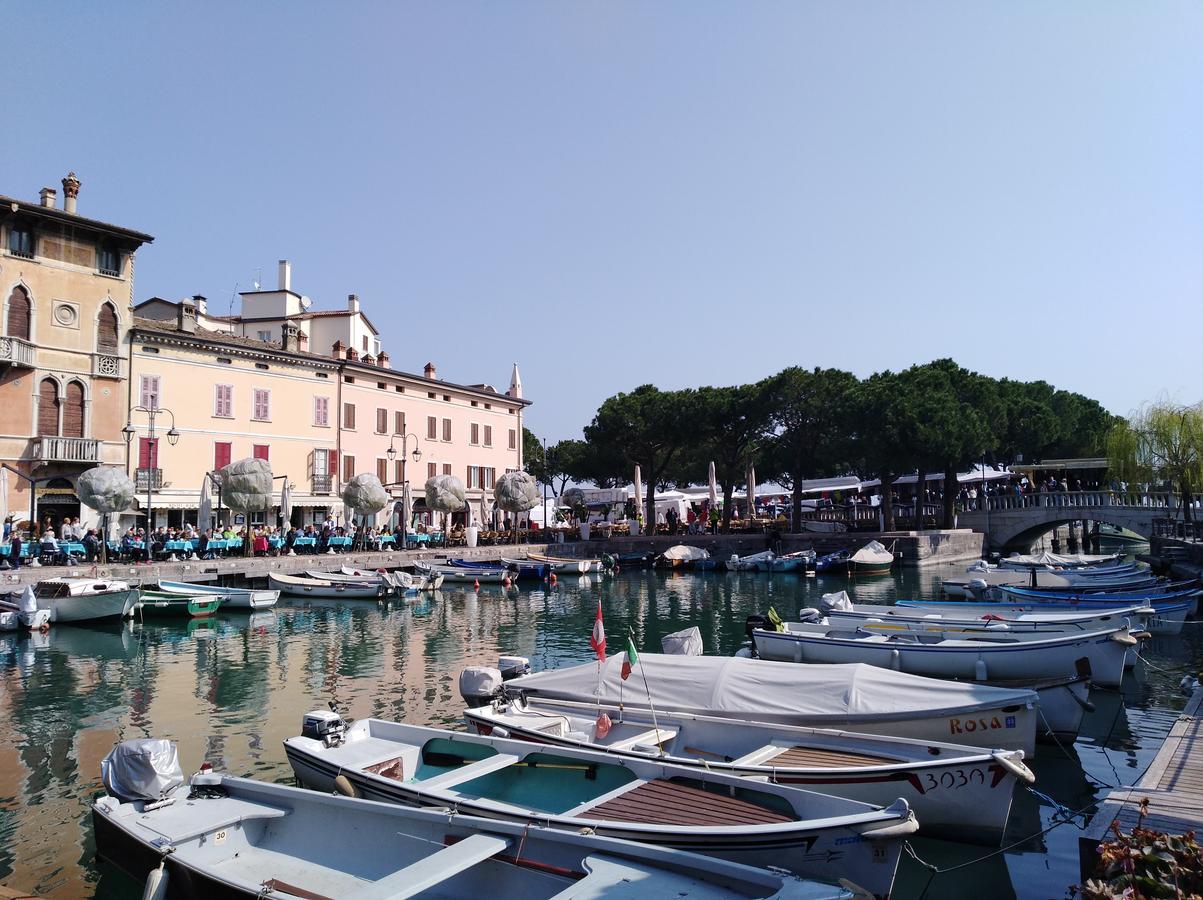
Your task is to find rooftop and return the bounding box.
[0,193,154,246]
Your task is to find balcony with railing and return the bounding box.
[311,473,333,494]
[0,336,36,368]
[31,436,100,464]
[136,468,164,491]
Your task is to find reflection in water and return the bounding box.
[0,565,1197,898]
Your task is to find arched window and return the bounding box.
[62,381,85,438]
[7,287,31,340]
[97,303,119,353]
[37,379,59,437]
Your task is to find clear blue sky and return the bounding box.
[4,3,1200,441]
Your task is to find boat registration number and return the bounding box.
[922,768,987,792]
[213,829,227,845]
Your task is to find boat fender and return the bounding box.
[991,751,1035,784]
[502,577,510,588]
[333,774,359,798]
[888,649,900,671]
[473,580,480,590]
[974,659,988,680]
[549,574,557,585]
[1110,630,1140,646]
[142,860,169,900]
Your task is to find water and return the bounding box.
[0,562,1198,898]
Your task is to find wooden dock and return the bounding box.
[1078,685,1203,881]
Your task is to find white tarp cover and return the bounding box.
[819,590,854,614]
[850,540,894,565]
[219,458,273,512]
[660,544,710,562]
[494,471,540,512]
[342,474,390,514]
[1000,551,1121,568]
[508,654,1037,723]
[100,738,184,802]
[75,466,135,514]
[425,475,466,513]
[661,626,704,656]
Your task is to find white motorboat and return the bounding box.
[525,553,601,574]
[341,566,444,592]
[414,561,509,584]
[895,597,1189,636]
[95,740,843,900]
[752,621,1139,688]
[501,654,1041,756]
[156,580,279,609]
[726,551,774,571]
[463,692,1033,845]
[285,715,917,898]
[267,571,384,599]
[27,578,139,623]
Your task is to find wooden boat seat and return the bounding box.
[341,833,511,899]
[581,779,794,827]
[764,745,894,768]
[602,727,678,753]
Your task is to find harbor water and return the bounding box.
[0,560,1197,899]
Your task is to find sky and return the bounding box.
[3,2,1200,442]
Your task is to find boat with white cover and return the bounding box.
[340,566,444,592]
[25,578,139,623]
[157,580,279,609]
[848,541,895,575]
[267,571,385,599]
[95,740,842,900]
[285,716,917,898]
[462,691,1033,845]
[898,596,1190,636]
[501,654,1041,755]
[752,621,1139,688]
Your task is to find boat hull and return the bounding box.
[44,588,139,623]
[753,627,1132,688]
[267,572,383,598]
[157,581,279,609]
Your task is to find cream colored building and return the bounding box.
[127,302,340,528]
[0,173,153,532]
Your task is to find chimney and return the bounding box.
[377,351,390,369]
[361,353,375,366]
[278,260,291,292]
[281,322,300,352]
[61,172,80,214]
[346,347,359,362]
[347,293,360,313]
[424,361,437,380]
[191,294,208,316]
[39,187,57,209]
[178,299,198,335]
[332,339,345,359]
[299,331,308,347]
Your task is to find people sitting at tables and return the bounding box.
[40,528,67,564]
[198,528,213,559]
[83,529,101,563]
[121,528,146,562]
[252,528,270,556]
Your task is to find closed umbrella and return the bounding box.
[633,464,643,532]
[478,491,489,529]
[280,481,293,529]
[708,461,718,508]
[403,481,413,531]
[198,473,213,531]
[0,468,8,539]
[746,464,757,522]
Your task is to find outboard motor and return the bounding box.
[498,655,531,679]
[966,578,990,601]
[301,705,348,747]
[459,666,504,708]
[745,613,769,643]
[101,739,184,803]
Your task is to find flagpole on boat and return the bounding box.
[629,630,663,757]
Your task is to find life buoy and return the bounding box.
[333,774,359,798]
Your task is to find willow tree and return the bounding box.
[1107,401,1203,523]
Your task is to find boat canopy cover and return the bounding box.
[660,626,704,656]
[819,591,854,614]
[508,654,1037,722]
[850,541,894,565]
[101,739,183,802]
[1001,551,1121,568]
[661,545,710,562]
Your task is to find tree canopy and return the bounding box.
[1107,400,1203,522]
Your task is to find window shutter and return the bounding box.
[97,304,119,353]
[377,408,387,433]
[394,411,403,435]
[443,463,451,476]
[343,455,355,482]
[344,403,356,429]
[37,379,59,436]
[428,462,436,479]
[442,418,451,441]
[253,444,270,461]
[395,460,403,484]
[140,375,160,410]
[470,423,479,445]
[7,288,31,341]
[484,425,492,446]
[140,437,159,469]
[508,429,516,450]
[62,381,85,438]
[253,389,270,420]
[376,458,388,482]
[315,396,328,426]
[214,442,231,470]
[328,450,338,479]
[427,416,436,439]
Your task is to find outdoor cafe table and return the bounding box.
[292,536,317,552]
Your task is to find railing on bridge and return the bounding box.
[978,490,1186,512]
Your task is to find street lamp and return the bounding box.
[124,403,179,536]
[386,433,422,530]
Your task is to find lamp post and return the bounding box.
[386,432,422,531]
[122,403,179,538]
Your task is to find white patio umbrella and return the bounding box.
[708,461,718,508]
[0,468,8,536]
[478,491,489,529]
[198,473,213,531]
[280,482,293,554]
[746,464,757,520]
[403,481,414,530]
[633,464,643,524]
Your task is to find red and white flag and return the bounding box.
[589,600,606,661]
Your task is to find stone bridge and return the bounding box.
[958,490,1186,550]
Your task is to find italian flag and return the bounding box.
[589,600,606,661]
[621,634,638,680]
